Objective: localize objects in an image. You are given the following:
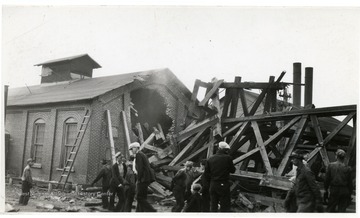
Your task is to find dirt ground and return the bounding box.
[4,184,173,213]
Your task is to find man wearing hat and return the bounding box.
[284,149,323,212]
[324,149,353,212]
[91,159,112,209]
[204,141,235,212]
[109,152,127,211]
[19,158,34,205]
[129,142,156,212]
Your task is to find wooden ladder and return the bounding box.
[58,109,91,189]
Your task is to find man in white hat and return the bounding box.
[129,142,156,212]
[19,158,34,205]
[203,141,235,212]
[109,152,127,211]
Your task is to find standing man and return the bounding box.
[284,150,323,212]
[19,158,34,205]
[91,159,112,209]
[129,142,157,212]
[324,149,353,212]
[204,141,235,212]
[109,152,127,212]
[171,161,195,212]
[123,161,136,212]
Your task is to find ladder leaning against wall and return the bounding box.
[58,109,91,190]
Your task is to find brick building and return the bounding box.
[5,54,196,184]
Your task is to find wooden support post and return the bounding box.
[240,138,257,170]
[106,110,116,165]
[229,77,241,118]
[251,121,273,175]
[345,116,356,166]
[263,76,275,114]
[135,123,144,144]
[221,89,232,118]
[169,128,207,166]
[229,121,251,154]
[239,88,249,116]
[276,115,309,176]
[188,79,201,117]
[120,111,131,155]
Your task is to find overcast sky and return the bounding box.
[2,5,359,108]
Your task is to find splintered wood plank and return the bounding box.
[211,88,222,137]
[199,79,224,107]
[276,115,309,176]
[345,117,356,166]
[135,123,144,144]
[143,144,163,153]
[251,121,273,175]
[175,116,219,142]
[169,128,207,166]
[310,115,329,167]
[157,123,166,140]
[140,133,155,150]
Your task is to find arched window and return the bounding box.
[60,117,78,168]
[32,119,45,164]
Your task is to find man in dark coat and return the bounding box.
[123,161,136,212]
[171,162,188,212]
[91,159,112,209]
[324,149,353,212]
[204,141,236,212]
[109,152,127,212]
[129,142,157,212]
[19,158,34,205]
[284,150,323,212]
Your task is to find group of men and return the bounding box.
[91,142,156,212]
[18,140,354,213]
[284,149,354,212]
[171,141,236,212]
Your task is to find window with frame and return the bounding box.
[60,117,78,168]
[32,119,45,165]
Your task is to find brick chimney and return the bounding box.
[35,54,101,84]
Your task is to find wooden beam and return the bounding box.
[223,105,356,124]
[242,192,284,206]
[120,111,131,153]
[140,133,155,150]
[259,174,293,191]
[276,115,309,176]
[135,123,144,144]
[220,82,289,89]
[345,116,356,166]
[176,140,213,166]
[240,138,257,170]
[143,144,163,153]
[322,112,355,146]
[199,79,224,106]
[188,79,201,115]
[223,122,243,138]
[239,88,249,116]
[157,123,166,140]
[232,116,301,165]
[158,146,173,159]
[221,89,232,118]
[175,116,219,142]
[229,77,241,118]
[310,115,329,167]
[160,165,182,172]
[263,76,275,113]
[229,121,251,153]
[106,110,116,164]
[251,121,273,175]
[169,128,207,166]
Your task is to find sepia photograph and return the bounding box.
[1,1,359,216]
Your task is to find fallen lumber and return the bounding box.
[84,202,103,207]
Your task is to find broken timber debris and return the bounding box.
[130,69,355,210]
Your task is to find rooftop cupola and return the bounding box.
[35,54,101,84]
